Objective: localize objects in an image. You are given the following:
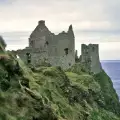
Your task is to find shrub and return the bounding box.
[0,79,10,91]
[0,36,6,49]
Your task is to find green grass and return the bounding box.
[89,109,120,120]
[0,47,120,119]
[94,71,120,115]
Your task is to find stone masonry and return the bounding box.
[13,20,102,73]
[81,44,102,73]
[15,20,75,69]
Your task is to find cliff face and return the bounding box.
[0,48,120,120]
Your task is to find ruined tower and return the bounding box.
[48,24,75,69]
[29,20,50,50]
[81,44,102,73]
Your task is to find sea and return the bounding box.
[101,60,120,99]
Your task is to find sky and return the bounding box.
[0,0,120,60]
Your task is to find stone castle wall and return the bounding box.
[15,20,75,69]
[14,20,101,73]
[81,44,102,73]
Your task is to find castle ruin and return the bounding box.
[81,44,102,73]
[14,20,101,73]
[15,20,75,69]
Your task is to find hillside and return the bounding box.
[0,45,120,120]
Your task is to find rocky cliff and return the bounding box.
[0,43,120,120]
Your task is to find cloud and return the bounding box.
[0,0,120,59]
[0,0,119,31]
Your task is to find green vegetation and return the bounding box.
[94,71,120,115]
[0,43,120,120]
[0,36,6,49]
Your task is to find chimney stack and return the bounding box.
[38,20,45,26]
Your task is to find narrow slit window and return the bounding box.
[26,53,31,63]
[92,47,95,52]
[64,48,68,55]
[45,41,49,45]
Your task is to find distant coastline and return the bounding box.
[101,60,120,62]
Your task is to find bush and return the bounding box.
[0,79,10,91]
[67,63,89,75]
[94,71,120,115]
[0,36,6,48]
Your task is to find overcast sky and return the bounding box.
[0,0,120,60]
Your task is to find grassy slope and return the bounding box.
[0,51,120,120]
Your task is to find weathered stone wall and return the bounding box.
[81,44,102,73]
[15,20,75,69]
[89,44,102,73]
[14,48,32,64]
[16,51,48,66]
[47,26,75,69]
[13,20,102,72]
[48,54,75,69]
[29,20,51,49]
[31,52,48,66]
